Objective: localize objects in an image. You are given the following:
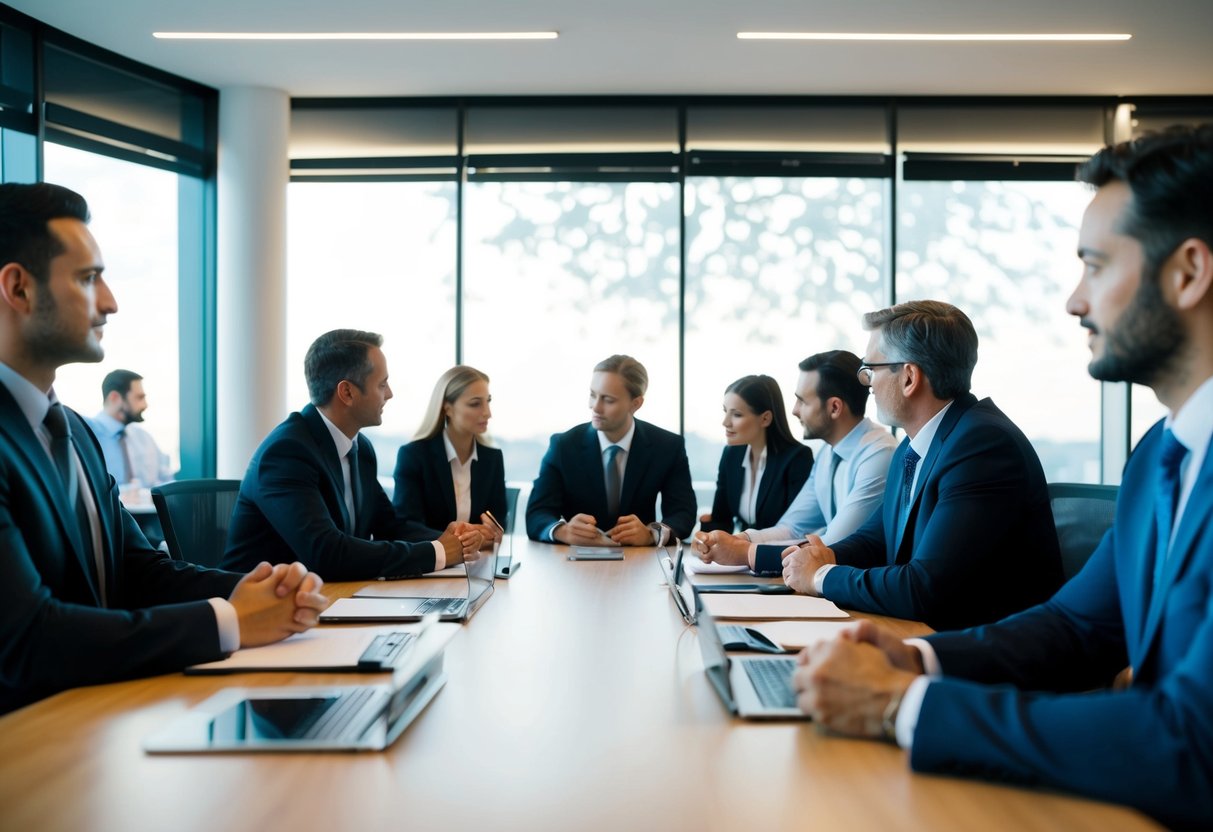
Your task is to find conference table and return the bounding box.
[0,539,1158,832]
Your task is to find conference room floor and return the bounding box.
[0,539,1159,832]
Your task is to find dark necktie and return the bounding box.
[346,440,361,532]
[117,427,135,483]
[1152,429,1188,590]
[44,403,104,603]
[898,446,921,531]
[826,450,843,517]
[604,444,622,519]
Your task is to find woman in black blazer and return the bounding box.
[393,366,508,544]
[699,374,813,533]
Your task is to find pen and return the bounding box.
[484,510,506,535]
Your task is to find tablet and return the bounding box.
[568,547,625,560]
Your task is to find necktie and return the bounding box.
[1152,429,1188,590]
[117,427,135,484]
[45,403,104,603]
[346,440,361,532]
[898,446,921,531]
[826,450,843,517]
[604,444,622,520]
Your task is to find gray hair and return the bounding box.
[863,300,977,400]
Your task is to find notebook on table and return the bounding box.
[185,625,422,674]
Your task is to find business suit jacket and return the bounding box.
[393,434,508,540]
[223,404,438,580]
[913,420,1213,829]
[0,386,239,714]
[526,419,697,541]
[826,394,1062,630]
[700,442,814,533]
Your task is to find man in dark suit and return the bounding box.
[223,329,482,580]
[0,183,327,715]
[793,126,1213,829]
[782,301,1062,630]
[526,354,696,545]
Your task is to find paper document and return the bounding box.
[749,620,859,650]
[186,625,416,674]
[703,594,849,620]
[683,558,749,575]
[419,564,467,578]
[355,578,467,599]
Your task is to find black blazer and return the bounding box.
[0,384,240,714]
[525,418,697,541]
[393,434,508,540]
[700,442,814,533]
[828,394,1063,630]
[223,404,439,580]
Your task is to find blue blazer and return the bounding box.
[0,385,239,714]
[700,442,814,533]
[223,404,438,580]
[526,419,697,541]
[393,434,508,540]
[827,394,1062,630]
[913,419,1213,829]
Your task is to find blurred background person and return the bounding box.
[88,368,173,488]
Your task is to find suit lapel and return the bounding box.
[619,420,647,514]
[580,425,609,517]
[752,447,776,520]
[428,436,458,522]
[302,405,353,532]
[68,415,109,604]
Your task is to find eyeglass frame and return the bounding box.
[856,362,905,386]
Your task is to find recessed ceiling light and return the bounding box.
[737,32,1131,42]
[153,31,558,41]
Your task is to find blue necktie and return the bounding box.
[604,445,622,520]
[898,446,921,531]
[1152,429,1188,590]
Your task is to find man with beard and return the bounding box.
[792,125,1213,829]
[691,350,897,572]
[0,182,329,714]
[89,369,173,486]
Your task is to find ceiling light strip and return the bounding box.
[154,32,558,41]
[737,32,1131,41]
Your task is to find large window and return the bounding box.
[286,181,457,476]
[46,141,182,475]
[463,180,681,484]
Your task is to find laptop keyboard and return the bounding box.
[299,688,376,740]
[417,597,465,615]
[742,658,797,709]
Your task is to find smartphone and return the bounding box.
[568,547,625,561]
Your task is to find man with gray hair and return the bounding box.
[223,329,481,580]
[781,300,1062,630]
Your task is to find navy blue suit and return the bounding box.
[827,394,1062,630]
[526,419,697,541]
[914,419,1213,829]
[393,434,508,540]
[0,385,240,714]
[700,442,814,533]
[223,404,438,580]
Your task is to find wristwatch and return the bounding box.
[881,688,904,743]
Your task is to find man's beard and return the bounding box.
[1087,268,1184,386]
[27,290,104,367]
[121,402,145,424]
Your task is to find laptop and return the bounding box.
[144,619,457,753]
[696,601,806,720]
[657,539,696,623]
[320,549,496,623]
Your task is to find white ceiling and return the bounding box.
[8,0,1213,98]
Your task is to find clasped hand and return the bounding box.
[229,561,328,648]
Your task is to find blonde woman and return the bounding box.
[393,366,507,544]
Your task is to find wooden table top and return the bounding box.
[0,538,1159,832]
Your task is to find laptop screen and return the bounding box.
[694,602,736,709]
[465,547,496,615]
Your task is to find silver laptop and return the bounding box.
[657,539,696,623]
[144,620,456,753]
[697,601,806,720]
[320,549,496,623]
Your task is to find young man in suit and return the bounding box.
[793,125,1213,829]
[782,301,1063,630]
[692,350,898,572]
[223,330,483,580]
[0,183,328,715]
[526,354,696,545]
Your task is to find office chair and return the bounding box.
[151,479,243,568]
[1047,482,1119,582]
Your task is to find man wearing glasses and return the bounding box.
[781,300,1063,630]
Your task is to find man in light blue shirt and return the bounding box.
[88,369,173,486]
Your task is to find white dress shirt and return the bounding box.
[443,430,479,524]
[737,445,767,527]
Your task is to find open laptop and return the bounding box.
[657,539,696,623]
[144,620,456,753]
[321,549,496,623]
[697,600,806,720]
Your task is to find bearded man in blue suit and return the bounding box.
[793,125,1213,830]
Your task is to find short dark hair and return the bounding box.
[724,374,800,453]
[304,329,384,406]
[0,183,90,283]
[862,301,978,400]
[798,350,868,416]
[1077,124,1213,280]
[593,354,648,399]
[102,369,143,402]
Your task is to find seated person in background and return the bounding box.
[223,330,481,580]
[526,354,696,546]
[88,368,173,486]
[393,365,507,545]
[699,374,813,536]
[781,301,1062,630]
[0,182,326,715]
[694,350,897,573]
[793,125,1213,830]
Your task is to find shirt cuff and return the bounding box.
[905,638,943,677]
[894,675,932,750]
[209,597,240,653]
[431,540,446,571]
[811,563,835,596]
[747,542,758,571]
[543,519,565,542]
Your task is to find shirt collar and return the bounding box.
[91,410,125,437]
[832,417,874,460]
[315,407,355,459]
[909,400,955,460]
[740,444,768,473]
[1166,374,1213,457]
[443,430,480,465]
[598,419,636,454]
[0,360,53,433]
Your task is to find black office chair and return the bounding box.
[1047,482,1119,582]
[151,479,243,568]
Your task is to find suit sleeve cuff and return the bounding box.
[811,563,835,596]
[753,544,783,574]
[894,675,932,750]
[431,540,446,571]
[905,638,942,677]
[544,519,565,542]
[209,597,240,653]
